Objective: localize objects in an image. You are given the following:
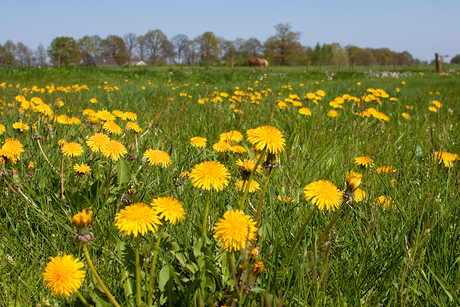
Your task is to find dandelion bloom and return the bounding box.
[0,124,5,135]
[86,133,110,153]
[126,122,142,133]
[101,140,127,161]
[124,112,137,121]
[190,137,207,148]
[429,106,438,113]
[96,110,116,121]
[433,151,458,167]
[377,166,397,174]
[230,145,247,153]
[179,171,189,179]
[432,100,442,108]
[345,171,362,192]
[58,139,67,147]
[236,159,262,174]
[213,141,231,152]
[246,126,285,154]
[327,110,338,118]
[151,197,185,225]
[43,254,85,297]
[304,180,343,211]
[2,139,24,162]
[278,195,294,203]
[68,117,81,125]
[73,163,91,176]
[213,210,257,252]
[61,142,84,157]
[90,98,98,104]
[375,196,394,210]
[189,161,230,192]
[103,120,122,135]
[236,179,260,193]
[354,156,374,168]
[220,130,243,143]
[12,122,29,132]
[354,188,366,202]
[143,149,172,167]
[402,113,411,119]
[299,108,311,116]
[115,203,161,237]
[72,208,93,228]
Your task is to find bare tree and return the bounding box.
[16,42,33,67]
[123,33,138,69]
[160,39,175,64]
[144,29,167,65]
[171,34,190,64]
[34,44,47,67]
[241,38,263,58]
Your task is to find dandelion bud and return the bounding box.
[252,261,265,276]
[72,208,94,244]
[344,172,362,202]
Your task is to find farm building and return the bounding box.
[88,56,119,67]
[123,60,147,66]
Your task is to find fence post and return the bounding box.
[435,53,442,73]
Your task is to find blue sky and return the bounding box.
[2,0,459,62]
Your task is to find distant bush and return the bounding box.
[450,54,460,64]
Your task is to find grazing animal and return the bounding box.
[248,58,269,67]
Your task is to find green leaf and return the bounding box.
[158,265,170,291]
[115,159,131,185]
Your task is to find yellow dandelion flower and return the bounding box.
[82,109,97,117]
[0,124,5,135]
[304,180,343,211]
[213,141,231,152]
[103,120,122,135]
[56,115,69,124]
[0,148,16,164]
[68,117,81,125]
[220,130,243,143]
[115,203,161,237]
[433,151,458,167]
[101,140,127,161]
[43,254,85,297]
[299,107,311,116]
[429,106,438,113]
[34,103,53,116]
[354,188,366,202]
[73,163,91,175]
[375,196,394,210]
[97,110,116,121]
[58,139,67,147]
[72,208,93,228]
[86,133,110,153]
[61,142,84,157]
[151,197,185,225]
[213,210,257,252]
[315,90,325,97]
[278,195,294,203]
[112,110,124,118]
[354,156,374,168]
[189,161,230,192]
[12,122,29,132]
[143,149,172,167]
[125,122,143,133]
[377,166,397,174]
[402,113,411,119]
[246,125,285,154]
[252,261,265,276]
[236,179,260,193]
[345,171,362,192]
[90,98,98,104]
[327,110,338,118]
[432,100,442,108]
[124,112,137,121]
[230,145,247,153]
[179,171,189,179]
[190,137,207,148]
[236,159,262,173]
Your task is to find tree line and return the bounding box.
[1,23,452,68]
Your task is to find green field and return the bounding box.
[1,65,459,306]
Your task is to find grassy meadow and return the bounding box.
[1,65,460,306]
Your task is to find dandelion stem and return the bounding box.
[238,148,266,211]
[148,224,165,306]
[135,236,142,307]
[36,140,59,175]
[202,189,211,236]
[318,203,344,247]
[61,155,65,200]
[254,167,272,226]
[83,245,121,307]
[281,206,318,268]
[76,290,93,307]
[103,159,113,198]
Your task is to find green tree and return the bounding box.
[450,54,460,64]
[196,31,220,65]
[264,23,302,65]
[100,35,128,66]
[144,30,167,66]
[47,36,80,67]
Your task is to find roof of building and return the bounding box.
[91,56,118,67]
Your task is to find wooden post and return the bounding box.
[57,55,60,68]
[435,53,442,73]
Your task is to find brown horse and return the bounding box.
[248,58,269,67]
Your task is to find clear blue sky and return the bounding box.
[2,0,458,62]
